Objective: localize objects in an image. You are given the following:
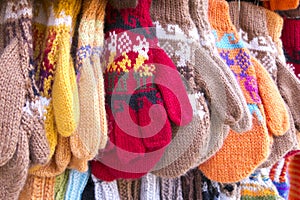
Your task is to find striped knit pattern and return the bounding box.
[54,169,69,200]
[160,177,183,200]
[199,0,288,183]
[240,169,281,200]
[288,153,300,200]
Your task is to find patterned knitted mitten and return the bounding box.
[181,168,203,200]
[92,175,121,200]
[54,169,70,200]
[240,168,281,200]
[117,178,141,200]
[189,0,252,133]
[140,173,160,200]
[19,176,55,200]
[64,169,90,200]
[160,177,183,200]
[199,0,289,183]
[229,1,299,168]
[201,172,221,200]
[91,0,193,181]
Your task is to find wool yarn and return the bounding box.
[92,175,121,200]
[117,178,141,200]
[91,0,193,181]
[109,0,138,9]
[199,0,289,183]
[54,169,69,200]
[160,177,183,200]
[288,153,300,200]
[65,169,90,200]
[140,173,160,200]
[181,168,203,200]
[189,0,252,133]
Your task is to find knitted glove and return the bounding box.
[64,169,90,200]
[19,176,55,200]
[199,0,289,183]
[181,168,203,200]
[140,173,160,200]
[117,178,141,200]
[91,0,193,181]
[92,175,121,200]
[54,169,69,200]
[109,0,138,9]
[229,1,298,168]
[189,0,252,133]
[159,177,183,200]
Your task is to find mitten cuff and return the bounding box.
[281,18,300,49]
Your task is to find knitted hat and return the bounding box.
[159,177,183,200]
[228,1,298,168]
[54,170,69,200]
[117,178,141,200]
[19,176,55,200]
[240,168,281,200]
[109,0,138,9]
[189,0,252,133]
[65,169,90,200]
[181,168,203,200]
[82,172,96,200]
[91,0,193,181]
[263,0,299,11]
[140,173,160,200]
[92,175,121,200]
[288,153,300,200]
[199,0,289,183]
[281,18,300,81]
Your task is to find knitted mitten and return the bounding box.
[109,0,138,9]
[64,169,90,200]
[82,173,96,200]
[181,168,203,200]
[219,182,241,200]
[117,178,141,200]
[288,153,300,200]
[92,175,121,200]
[54,169,69,200]
[140,173,160,200]
[201,172,221,200]
[91,0,193,181]
[19,176,55,200]
[160,177,183,200]
[240,168,281,200]
[50,0,80,137]
[262,0,299,11]
[189,0,252,133]
[229,2,298,168]
[199,0,289,183]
